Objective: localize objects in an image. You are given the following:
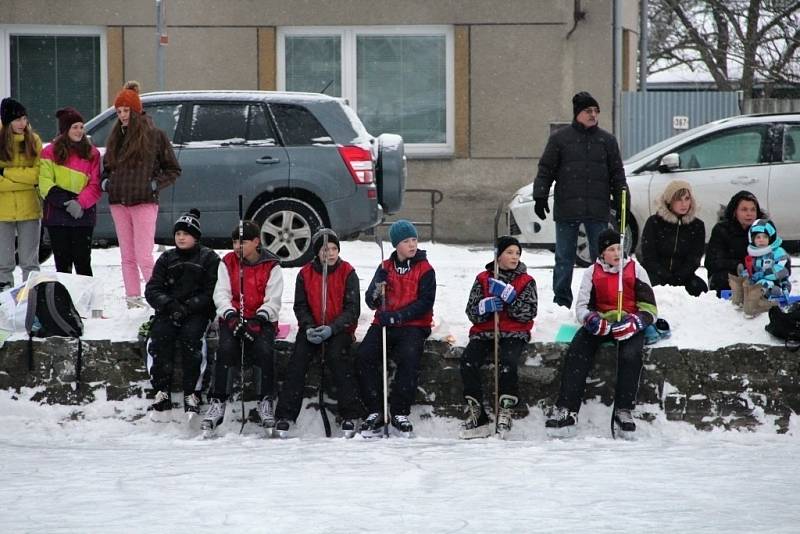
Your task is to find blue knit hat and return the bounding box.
[389,219,418,247]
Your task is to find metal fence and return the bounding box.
[620,91,741,159]
[742,98,800,114]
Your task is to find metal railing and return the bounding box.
[379,188,444,243]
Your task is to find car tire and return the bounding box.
[376,133,406,215]
[574,217,638,267]
[252,198,323,267]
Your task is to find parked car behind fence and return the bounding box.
[84,90,406,266]
[508,112,800,265]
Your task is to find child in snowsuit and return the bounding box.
[459,236,537,439]
[204,221,283,433]
[274,229,364,437]
[144,209,220,421]
[357,220,436,437]
[545,228,657,436]
[731,219,791,317]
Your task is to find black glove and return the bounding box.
[534,198,550,221]
[233,320,254,342]
[167,301,188,325]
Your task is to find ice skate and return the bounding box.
[256,396,275,437]
[495,395,517,439]
[184,392,201,424]
[275,419,291,439]
[458,396,492,440]
[148,390,172,422]
[358,412,385,439]
[390,414,414,438]
[200,399,226,437]
[612,409,637,440]
[545,406,578,438]
[341,419,356,439]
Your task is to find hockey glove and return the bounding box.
[222,310,240,331]
[63,199,84,219]
[371,281,387,303]
[305,327,322,344]
[246,318,264,336]
[751,271,765,282]
[488,277,517,303]
[611,314,645,341]
[377,311,401,327]
[533,198,550,221]
[477,296,504,315]
[584,312,611,336]
[314,325,333,341]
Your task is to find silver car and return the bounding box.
[508,112,800,265]
[85,90,406,266]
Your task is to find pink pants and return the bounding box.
[110,203,159,297]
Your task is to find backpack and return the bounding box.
[765,303,800,352]
[25,281,84,387]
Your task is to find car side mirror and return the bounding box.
[659,153,680,172]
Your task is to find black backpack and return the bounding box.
[765,303,800,352]
[25,281,85,387]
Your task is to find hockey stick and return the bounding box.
[492,201,503,433]
[375,228,389,437]
[611,192,627,439]
[319,231,332,437]
[238,196,247,435]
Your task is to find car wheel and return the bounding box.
[574,218,638,267]
[252,198,323,267]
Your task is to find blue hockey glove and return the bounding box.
[488,277,517,303]
[477,296,504,315]
[377,311,401,327]
[584,312,611,336]
[611,314,644,341]
[751,271,764,282]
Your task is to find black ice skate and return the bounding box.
[545,406,578,438]
[256,397,276,437]
[458,396,492,440]
[184,392,201,423]
[148,390,172,422]
[341,419,356,439]
[495,394,518,439]
[200,399,226,437]
[359,412,385,439]
[613,409,637,440]
[275,419,291,439]
[390,414,413,438]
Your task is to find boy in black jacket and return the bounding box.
[144,209,220,422]
[274,229,363,437]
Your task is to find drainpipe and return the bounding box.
[612,0,623,137]
[156,0,167,91]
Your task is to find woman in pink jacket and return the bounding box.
[39,107,102,276]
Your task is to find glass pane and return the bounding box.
[285,36,341,96]
[187,104,248,143]
[270,103,331,146]
[357,35,446,144]
[146,104,182,141]
[784,126,800,162]
[676,126,767,170]
[10,35,101,141]
[247,105,277,145]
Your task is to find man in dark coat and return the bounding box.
[532,91,627,309]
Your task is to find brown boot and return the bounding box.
[742,281,777,317]
[728,274,745,307]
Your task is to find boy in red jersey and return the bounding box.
[459,236,538,439]
[202,221,283,435]
[357,220,436,437]
[545,228,657,437]
[274,229,364,437]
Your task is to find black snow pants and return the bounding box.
[147,313,209,395]
[209,318,276,401]
[460,337,526,404]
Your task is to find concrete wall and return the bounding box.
[1,0,639,243]
[3,337,797,433]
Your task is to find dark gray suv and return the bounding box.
[85,90,406,266]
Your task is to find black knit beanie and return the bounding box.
[174,208,202,240]
[572,91,599,118]
[312,228,340,256]
[597,228,620,253]
[495,235,521,257]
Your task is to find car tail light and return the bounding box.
[338,145,375,184]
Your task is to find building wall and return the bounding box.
[1,0,638,243]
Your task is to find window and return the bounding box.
[676,126,769,170]
[278,26,454,157]
[88,103,182,147]
[270,103,332,146]
[783,126,799,162]
[2,26,106,141]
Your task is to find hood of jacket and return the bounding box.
[655,181,698,224]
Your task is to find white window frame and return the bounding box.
[277,25,454,158]
[0,24,108,109]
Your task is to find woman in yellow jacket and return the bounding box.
[0,98,42,290]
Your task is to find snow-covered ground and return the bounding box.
[3,241,800,532]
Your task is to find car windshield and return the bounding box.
[624,121,720,164]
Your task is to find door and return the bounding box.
[766,123,800,240]
[172,102,289,239]
[646,124,772,236]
